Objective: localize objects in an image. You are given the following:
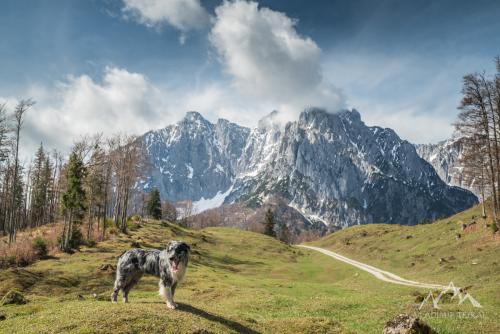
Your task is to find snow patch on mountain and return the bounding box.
[192,185,234,214]
[139,109,477,231]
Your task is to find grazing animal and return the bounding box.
[111,241,190,309]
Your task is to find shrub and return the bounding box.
[85,239,97,247]
[58,228,84,252]
[491,222,499,233]
[68,229,84,249]
[129,215,142,222]
[32,237,48,258]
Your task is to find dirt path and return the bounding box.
[299,245,450,290]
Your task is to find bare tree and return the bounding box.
[456,58,500,229]
[7,99,34,244]
[109,135,144,233]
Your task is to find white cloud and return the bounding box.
[18,66,178,155]
[362,108,454,144]
[122,0,210,39]
[322,52,496,143]
[209,0,345,120]
[8,66,273,157]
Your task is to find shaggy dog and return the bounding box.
[111,241,190,309]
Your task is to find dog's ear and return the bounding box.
[185,243,191,251]
[167,241,174,251]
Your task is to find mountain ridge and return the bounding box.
[139,109,477,231]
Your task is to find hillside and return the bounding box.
[0,212,498,333]
[308,204,499,329]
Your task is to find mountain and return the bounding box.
[139,109,477,231]
[415,137,475,194]
[140,111,249,209]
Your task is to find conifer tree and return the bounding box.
[147,188,162,220]
[60,152,87,252]
[30,143,46,227]
[263,208,276,237]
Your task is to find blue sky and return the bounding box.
[1,0,499,154]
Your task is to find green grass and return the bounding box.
[309,204,500,333]
[0,207,498,333]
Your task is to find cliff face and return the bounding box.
[415,137,474,192]
[140,109,478,230]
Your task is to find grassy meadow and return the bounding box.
[0,205,498,333]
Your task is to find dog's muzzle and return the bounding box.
[170,257,180,272]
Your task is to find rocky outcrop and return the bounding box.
[139,109,477,231]
[140,111,249,203]
[415,137,478,195]
[383,314,435,334]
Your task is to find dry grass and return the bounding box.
[0,223,62,267]
[0,222,111,268]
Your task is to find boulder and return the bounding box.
[383,314,436,334]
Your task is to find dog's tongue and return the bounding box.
[172,261,178,272]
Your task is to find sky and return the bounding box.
[1,0,499,156]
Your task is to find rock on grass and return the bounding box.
[1,290,27,305]
[384,314,435,334]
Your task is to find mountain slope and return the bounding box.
[140,111,249,205]
[228,109,477,228]
[415,137,477,194]
[140,109,477,230]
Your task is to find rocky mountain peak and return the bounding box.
[257,110,281,130]
[139,109,477,232]
[183,110,206,122]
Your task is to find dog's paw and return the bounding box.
[167,302,177,310]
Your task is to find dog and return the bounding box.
[111,240,190,309]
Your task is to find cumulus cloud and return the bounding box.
[209,0,345,120]
[16,66,178,155]
[122,0,210,42]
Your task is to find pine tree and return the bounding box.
[263,208,276,237]
[60,152,87,252]
[30,143,46,227]
[41,155,54,225]
[147,188,162,220]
